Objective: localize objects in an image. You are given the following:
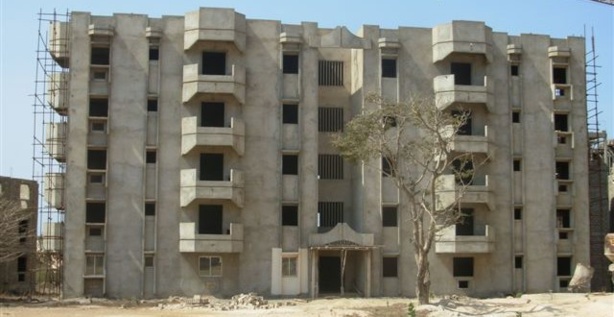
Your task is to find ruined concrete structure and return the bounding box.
[0,176,38,294]
[44,7,590,298]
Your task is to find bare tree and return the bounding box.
[334,93,484,305]
[0,197,36,264]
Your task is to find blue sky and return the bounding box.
[1,0,612,179]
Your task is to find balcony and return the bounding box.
[435,225,495,254]
[432,21,492,63]
[44,173,65,210]
[179,222,243,253]
[45,122,67,162]
[180,169,244,208]
[47,72,69,115]
[182,63,245,104]
[436,174,494,211]
[444,125,493,157]
[49,22,70,67]
[184,8,246,52]
[433,75,493,111]
[181,116,245,156]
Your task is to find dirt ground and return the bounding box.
[0,293,613,317]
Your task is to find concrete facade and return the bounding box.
[0,176,38,294]
[45,8,590,298]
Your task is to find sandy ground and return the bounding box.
[0,293,613,317]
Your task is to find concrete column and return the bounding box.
[366,250,371,297]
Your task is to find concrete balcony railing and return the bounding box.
[182,63,245,104]
[433,75,493,111]
[184,8,246,52]
[432,21,493,63]
[180,169,244,208]
[44,172,65,210]
[47,72,69,115]
[436,174,494,211]
[442,125,493,157]
[181,116,245,156]
[435,224,495,254]
[179,222,243,253]
[45,122,67,162]
[49,22,70,67]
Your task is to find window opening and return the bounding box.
[556,209,570,228]
[317,202,343,227]
[86,202,106,223]
[283,104,298,124]
[89,98,108,117]
[318,107,344,132]
[513,159,521,171]
[451,62,471,85]
[201,102,225,127]
[383,257,398,277]
[512,111,520,123]
[458,280,469,289]
[318,154,343,179]
[145,202,156,216]
[382,58,397,78]
[283,54,299,74]
[557,257,571,276]
[282,205,298,226]
[149,47,159,61]
[554,114,569,131]
[453,257,474,277]
[382,157,395,177]
[455,209,474,236]
[318,60,344,86]
[146,150,156,164]
[198,205,223,234]
[515,256,523,269]
[199,153,224,181]
[555,161,570,180]
[87,149,107,170]
[514,208,522,220]
[553,67,567,84]
[282,257,298,276]
[202,52,226,75]
[86,254,104,275]
[382,206,398,227]
[452,159,474,185]
[17,256,27,281]
[91,47,110,65]
[144,256,154,267]
[511,65,519,76]
[452,110,472,135]
[199,256,222,277]
[147,99,158,112]
[282,154,299,175]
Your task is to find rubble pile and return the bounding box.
[230,292,268,309]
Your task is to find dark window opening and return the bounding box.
[451,62,472,85]
[91,47,110,65]
[318,154,343,180]
[318,202,343,227]
[282,205,298,226]
[556,161,570,180]
[146,151,156,164]
[512,111,520,123]
[452,159,474,185]
[559,279,569,288]
[556,209,570,228]
[86,202,106,223]
[19,220,28,243]
[555,87,566,97]
[453,257,474,277]
[558,135,568,144]
[382,207,398,227]
[89,173,104,184]
[87,149,107,170]
[383,257,398,277]
[382,58,397,78]
[145,256,154,267]
[553,67,567,84]
[198,204,223,234]
[514,208,522,220]
[145,202,156,216]
[201,102,225,127]
[202,52,226,75]
[511,65,519,76]
[283,154,299,175]
[318,60,344,86]
[149,47,159,61]
[283,54,299,74]
[557,257,571,276]
[554,114,569,131]
[513,159,521,172]
[515,256,523,269]
[89,98,109,117]
[199,153,224,181]
[318,107,344,132]
[17,256,27,272]
[89,227,102,236]
[558,184,569,192]
[283,104,298,124]
[147,99,158,112]
[452,110,472,135]
[458,280,469,289]
[456,209,474,236]
[559,232,569,240]
[382,157,394,177]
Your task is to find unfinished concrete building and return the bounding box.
[0,176,38,294]
[41,7,590,298]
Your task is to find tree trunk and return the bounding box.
[416,250,431,305]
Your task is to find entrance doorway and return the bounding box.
[318,256,341,293]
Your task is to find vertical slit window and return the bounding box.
[317,202,344,227]
[318,154,343,179]
[318,107,344,132]
[318,60,344,86]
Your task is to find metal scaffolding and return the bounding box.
[32,9,70,295]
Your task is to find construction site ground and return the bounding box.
[0,292,613,316]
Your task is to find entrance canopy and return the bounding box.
[309,223,375,249]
